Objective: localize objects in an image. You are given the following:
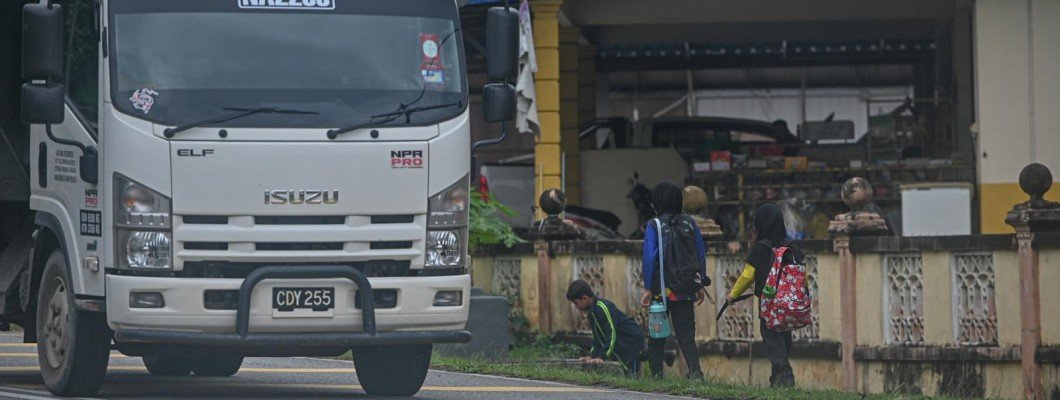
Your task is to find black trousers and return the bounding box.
[760,320,794,387]
[617,353,640,376]
[648,300,702,378]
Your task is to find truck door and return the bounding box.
[31,0,103,297]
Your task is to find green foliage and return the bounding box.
[509,315,531,341]
[468,191,526,249]
[508,334,581,361]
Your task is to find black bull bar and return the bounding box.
[112,265,471,356]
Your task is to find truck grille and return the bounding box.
[183,260,412,279]
[255,242,344,251]
[370,215,415,224]
[183,242,229,251]
[182,215,228,224]
[254,216,346,225]
[174,214,425,269]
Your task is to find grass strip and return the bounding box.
[431,355,946,400]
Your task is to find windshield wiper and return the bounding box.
[328,28,461,140]
[326,101,463,139]
[163,107,318,138]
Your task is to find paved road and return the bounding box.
[0,333,693,400]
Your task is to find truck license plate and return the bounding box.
[272,287,335,312]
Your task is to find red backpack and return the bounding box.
[759,246,812,332]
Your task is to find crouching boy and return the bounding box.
[566,279,645,375]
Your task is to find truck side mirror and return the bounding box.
[485,7,519,82]
[21,3,65,125]
[482,83,515,123]
[21,83,65,125]
[22,3,64,81]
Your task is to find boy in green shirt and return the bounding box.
[566,280,645,375]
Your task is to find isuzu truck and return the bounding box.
[0,0,519,396]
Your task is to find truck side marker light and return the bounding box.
[82,257,99,272]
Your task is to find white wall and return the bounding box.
[1031,0,1060,175]
[580,148,688,235]
[975,0,1060,184]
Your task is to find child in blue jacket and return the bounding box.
[640,181,707,379]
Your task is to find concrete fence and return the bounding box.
[470,234,1060,399]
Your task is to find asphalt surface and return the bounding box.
[0,333,694,400]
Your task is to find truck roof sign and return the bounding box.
[238,0,335,10]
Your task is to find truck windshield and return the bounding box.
[107,0,466,129]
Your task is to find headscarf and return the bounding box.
[651,181,683,217]
[753,204,787,245]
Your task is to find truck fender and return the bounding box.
[23,213,68,342]
[29,212,105,313]
[23,212,71,310]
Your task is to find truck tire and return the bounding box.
[191,356,243,377]
[352,344,431,397]
[143,356,193,376]
[36,249,111,396]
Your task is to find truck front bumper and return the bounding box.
[113,329,470,356]
[107,265,471,356]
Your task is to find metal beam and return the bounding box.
[597,39,935,72]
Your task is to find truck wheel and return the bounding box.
[36,249,111,396]
[352,344,431,397]
[143,356,193,376]
[191,356,243,377]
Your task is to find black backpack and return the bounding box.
[656,214,706,296]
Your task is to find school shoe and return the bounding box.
[664,349,677,366]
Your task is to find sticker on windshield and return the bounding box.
[422,69,444,86]
[421,34,442,64]
[129,88,158,114]
[420,34,445,89]
[237,0,335,10]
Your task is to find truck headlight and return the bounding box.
[118,230,172,269]
[426,175,468,269]
[114,174,172,269]
[426,230,463,268]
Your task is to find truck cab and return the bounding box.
[0,0,519,396]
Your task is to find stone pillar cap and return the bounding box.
[829,177,888,236]
[1005,163,1060,231]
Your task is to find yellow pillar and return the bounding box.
[559,26,581,204]
[533,0,563,211]
[573,42,597,206]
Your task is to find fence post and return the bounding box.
[1005,163,1060,400]
[832,233,857,391]
[828,177,889,392]
[535,240,552,333]
[529,188,580,334]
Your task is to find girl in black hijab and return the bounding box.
[726,204,804,387]
[641,181,706,379]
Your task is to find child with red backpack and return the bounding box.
[726,204,811,388]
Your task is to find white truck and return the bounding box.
[0,0,519,396]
